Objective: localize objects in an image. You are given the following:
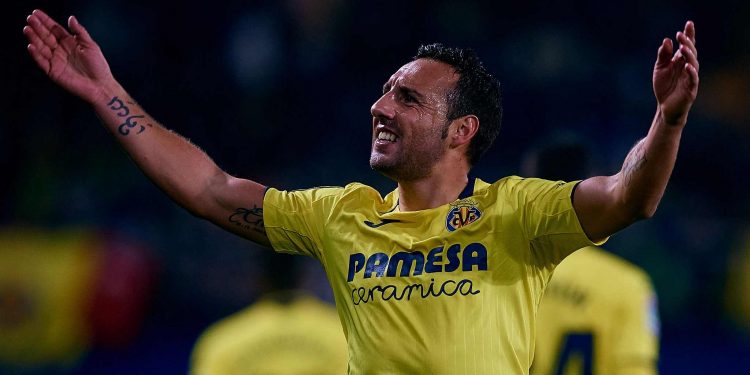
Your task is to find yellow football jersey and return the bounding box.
[533,246,659,375]
[190,293,347,375]
[264,176,602,374]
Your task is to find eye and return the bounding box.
[401,91,417,104]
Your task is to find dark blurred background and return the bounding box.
[2,0,749,373]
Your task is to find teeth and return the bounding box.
[378,131,397,141]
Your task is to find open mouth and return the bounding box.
[377,130,398,142]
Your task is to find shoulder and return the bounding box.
[477,176,579,205]
[265,182,391,216]
[270,182,381,200]
[479,176,573,194]
[265,182,370,204]
[476,175,524,192]
[340,182,384,198]
[321,182,388,207]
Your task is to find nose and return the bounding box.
[370,92,396,120]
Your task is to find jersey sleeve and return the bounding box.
[262,187,342,259]
[516,178,606,263]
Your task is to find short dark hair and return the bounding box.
[414,43,502,166]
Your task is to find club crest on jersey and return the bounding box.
[446,199,482,232]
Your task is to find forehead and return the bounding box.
[388,58,458,94]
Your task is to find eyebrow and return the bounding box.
[401,86,425,100]
[382,81,392,93]
[382,81,425,100]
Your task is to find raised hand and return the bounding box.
[23,9,116,104]
[653,21,700,126]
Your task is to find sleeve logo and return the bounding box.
[445,200,482,232]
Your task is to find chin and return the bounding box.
[369,152,387,168]
[369,158,391,173]
[370,157,397,179]
[372,162,428,183]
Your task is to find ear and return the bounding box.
[449,115,479,148]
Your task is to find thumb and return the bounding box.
[68,15,93,42]
[655,38,672,68]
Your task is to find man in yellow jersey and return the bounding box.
[24,9,698,373]
[523,141,660,375]
[190,254,347,375]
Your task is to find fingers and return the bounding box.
[27,44,51,73]
[684,20,696,45]
[656,21,699,73]
[22,25,53,59]
[49,23,71,42]
[677,24,698,87]
[677,30,697,59]
[26,13,59,50]
[31,9,70,39]
[676,21,699,74]
[24,9,69,76]
[27,10,73,52]
[678,21,699,93]
[685,63,699,89]
[678,41,699,73]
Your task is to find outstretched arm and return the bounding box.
[23,10,271,246]
[573,21,699,241]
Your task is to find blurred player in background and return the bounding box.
[23,8,698,373]
[0,227,154,372]
[726,229,750,335]
[190,252,347,375]
[525,140,660,375]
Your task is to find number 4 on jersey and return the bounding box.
[553,332,593,375]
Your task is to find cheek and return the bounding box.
[413,106,431,121]
[401,107,434,125]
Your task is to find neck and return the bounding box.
[397,167,470,211]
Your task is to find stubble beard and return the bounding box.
[370,126,448,182]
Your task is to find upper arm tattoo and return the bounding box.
[622,139,648,186]
[228,205,266,235]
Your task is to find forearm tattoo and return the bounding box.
[107,96,153,136]
[622,139,648,186]
[228,205,266,235]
